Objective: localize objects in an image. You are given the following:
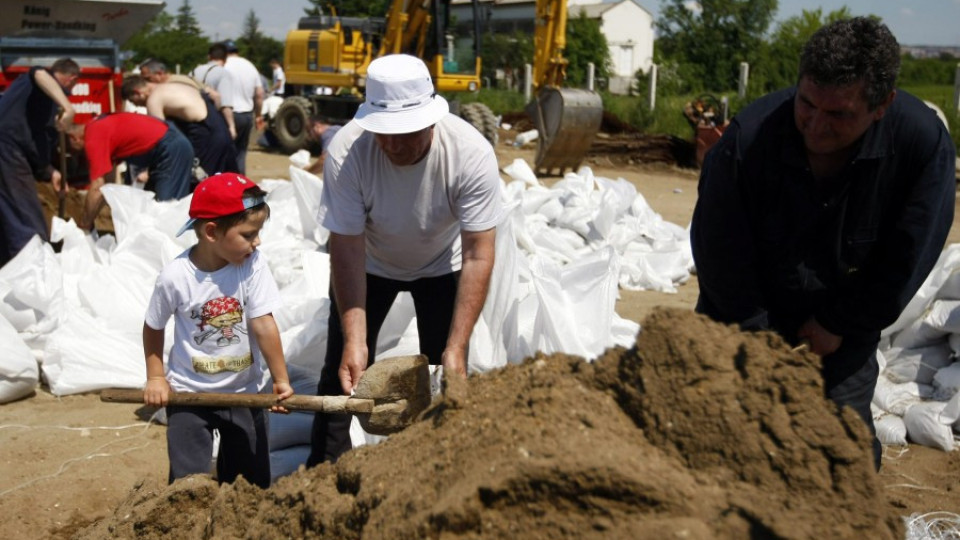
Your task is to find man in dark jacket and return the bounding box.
[0,58,79,266]
[690,17,956,470]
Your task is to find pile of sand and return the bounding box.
[77,309,900,539]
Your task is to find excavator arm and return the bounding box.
[525,0,603,176]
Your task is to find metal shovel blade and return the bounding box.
[525,86,603,176]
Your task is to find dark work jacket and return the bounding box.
[691,87,955,374]
[0,67,62,180]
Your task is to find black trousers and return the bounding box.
[166,405,271,488]
[307,271,459,466]
[233,111,254,174]
[822,337,882,471]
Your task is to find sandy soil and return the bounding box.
[3,138,960,539]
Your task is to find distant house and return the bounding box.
[450,0,655,95]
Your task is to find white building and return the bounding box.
[451,0,655,95]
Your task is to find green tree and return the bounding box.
[656,0,777,92]
[176,0,203,36]
[564,10,611,87]
[235,10,284,75]
[480,31,533,89]
[124,10,208,71]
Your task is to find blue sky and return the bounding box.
[162,0,960,47]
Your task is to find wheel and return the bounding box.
[459,102,498,147]
[273,96,313,154]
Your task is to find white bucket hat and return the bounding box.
[354,54,449,134]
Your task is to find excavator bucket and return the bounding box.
[525,86,603,176]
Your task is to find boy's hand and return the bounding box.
[271,381,294,414]
[144,377,170,407]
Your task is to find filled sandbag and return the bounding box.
[0,313,38,403]
[882,342,954,384]
[903,401,956,451]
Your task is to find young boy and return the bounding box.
[142,172,293,489]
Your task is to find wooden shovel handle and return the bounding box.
[100,388,374,414]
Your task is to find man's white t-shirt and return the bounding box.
[321,114,503,280]
[271,65,285,95]
[224,55,262,114]
[144,249,281,394]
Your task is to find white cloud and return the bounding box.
[900,7,915,17]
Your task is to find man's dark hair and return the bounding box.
[200,185,271,235]
[120,75,147,100]
[798,17,901,110]
[208,43,228,61]
[51,58,80,76]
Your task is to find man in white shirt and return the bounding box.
[269,58,285,97]
[306,54,503,466]
[190,43,238,140]
[222,41,264,174]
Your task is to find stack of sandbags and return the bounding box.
[874,245,960,450]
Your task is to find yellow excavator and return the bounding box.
[274,0,499,152]
[525,0,604,176]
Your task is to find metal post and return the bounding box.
[648,64,657,111]
[738,62,749,99]
[587,62,595,91]
[524,64,532,101]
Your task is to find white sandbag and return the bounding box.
[942,392,960,430]
[924,299,960,333]
[0,313,38,403]
[890,317,949,350]
[529,246,625,359]
[0,236,62,330]
[501,157,539,187]
[903,401,956,451]
[933,362,960,400]
[874,413,908,446]
[882,342,954,384]
[288,165,329,246]
[41,308,147,396]
[885,244,960,337]
[872,375,933,416]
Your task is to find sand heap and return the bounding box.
[76,309,900,539]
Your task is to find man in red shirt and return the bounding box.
[66,113,194,229]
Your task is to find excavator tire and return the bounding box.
[459,102,499,147]
[273,96,313,154]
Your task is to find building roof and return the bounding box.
[451,0,652,18]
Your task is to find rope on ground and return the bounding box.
[0,411,162,498]
[904,511,960,540]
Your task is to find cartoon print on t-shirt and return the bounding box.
[192,296,246,346]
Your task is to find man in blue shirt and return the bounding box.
[0,58,79,266]
[691,18,956,470]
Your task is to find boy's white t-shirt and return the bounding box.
[320,114,503,280]
[144,249,281,394]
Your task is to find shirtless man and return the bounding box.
[122,75,238,178]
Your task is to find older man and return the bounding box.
[307,54,503,465]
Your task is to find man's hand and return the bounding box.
[57,107,75,132]
[441,347,468,379]
[338,342,369,395]
[51,170,67,194]
[797,317,843,356]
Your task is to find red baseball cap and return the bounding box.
[176,173,266,236]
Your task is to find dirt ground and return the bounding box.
[3,135,960,539]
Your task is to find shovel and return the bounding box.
[100,354,432,436]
